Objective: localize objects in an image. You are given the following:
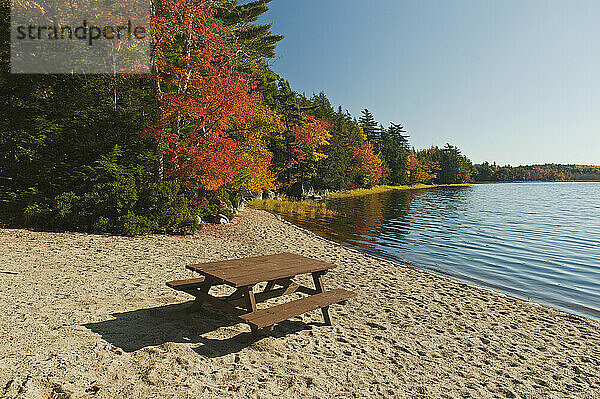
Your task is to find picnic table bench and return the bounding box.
[167,253,356,333]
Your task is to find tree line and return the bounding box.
[472,163,600,182]
[1,0,596,235]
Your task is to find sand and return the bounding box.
[0,209,599,398]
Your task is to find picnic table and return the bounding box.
[167,253,356,333]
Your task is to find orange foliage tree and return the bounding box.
[145,0,260,190]
[408,153,437,184]
[284,114,331,183]
[349,135,384,186]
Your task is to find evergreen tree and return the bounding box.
[434,144,472,184]
[379,123,410,185]
[388,122,409,142]
[217,0,284,59]
[358,109,380,144]
[267,79,303,184]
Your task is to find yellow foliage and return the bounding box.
[327,184,471,199]
[234,103,285,190]
[249,198,339,217]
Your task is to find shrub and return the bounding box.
[190,189,235,222]
[136,181,200,234]
[23,203,50,226]
[118,212,158,236]
[220,208,235,221]
[22,179,204,236]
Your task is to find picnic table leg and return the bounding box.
[243,286,259,334]
[312,272,332,325]
[190,276,214,312]
[263,280,276,292]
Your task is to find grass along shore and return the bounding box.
[327,183,471,199]
[249,198,339,217]
[249,184,471,216]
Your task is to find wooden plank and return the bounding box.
[189,290,246,316]
[228,282,301,307]
[166,277,206,291]
[239,289,357,329]
[187,253,310,272]
[189,257,322,281]
[243,286,257,312]
[296,286,318,295]
[230,265,330,287]
[186,253,336,287]
[243,287,258,334]
[312,272,331,325]
[225,289,245,301]
[232,257,333,277]
[189,276,215,312]
[264,281,276,292]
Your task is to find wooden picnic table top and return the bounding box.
[186,253,337,288]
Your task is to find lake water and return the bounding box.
[275,182,600,321]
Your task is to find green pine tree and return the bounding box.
[217,0,284,59]
[358,109,380,144]
[380,123,410,185]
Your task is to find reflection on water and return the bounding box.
[271,183,600,321]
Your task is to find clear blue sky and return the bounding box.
[259,0,600,166]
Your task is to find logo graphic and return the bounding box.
[10,0,151,74]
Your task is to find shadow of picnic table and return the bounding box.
[83,302,311,358]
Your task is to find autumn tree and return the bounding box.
[411,149,442,184]
[313,105,384,189]
[408,154,434,184]
[147,0,260,190]
[285,114,331,183]
[349,133,384,187]
[229,103,283,190]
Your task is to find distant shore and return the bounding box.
[1,209,598,398]
[474,180,600,184]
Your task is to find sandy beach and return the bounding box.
[1,209,599,398]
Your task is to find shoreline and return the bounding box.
[273,211,600,325]
[326,181,600,200]
[327,183,471,199]
[1,209,599,397]
[249,184,472,216]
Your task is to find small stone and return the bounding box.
[211,214,229,224]
[262,189,276,200]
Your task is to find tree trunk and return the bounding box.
[151,0,164,182]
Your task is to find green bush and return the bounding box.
[23,179,203,236]
[95,178,139,217]
[23,203,50,226]
[136,181,200,234]
[52,191,83,229]
[118,212,158,236]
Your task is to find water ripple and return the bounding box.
[275,182,600,321]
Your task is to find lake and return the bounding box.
[273,182,600,321]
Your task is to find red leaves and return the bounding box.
[146,0,260,190]
[169,132,240,191]
[283,114,331,180]
[408,153,437,184]
[458,166,472,182]
[292,115,331,152]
